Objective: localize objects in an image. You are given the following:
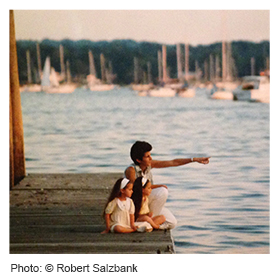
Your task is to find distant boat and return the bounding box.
[20,49,41,93]
[87,74,115,91]
[232,76,270,103]
[209,81,239,100]
[141,45,176,98]
[210,89,233,100]
[132,84,152,91]
[148,87,176,97]
[87,51,115,92]
[168,81,196,98]
[41,57,76,94]
[177,87,196,98]
[20,84,42,93]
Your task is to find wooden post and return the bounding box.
[9,95,14,189]
[10,10,26,188]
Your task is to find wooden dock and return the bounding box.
[10,173,175,254]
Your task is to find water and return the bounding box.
[21,87,270,254]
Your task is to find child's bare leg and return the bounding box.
[138,215,162,229]
[152,215,166,227]
[113,225,136,233]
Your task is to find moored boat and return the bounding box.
[148,87,176,97]
[232,76,270,103]
[41,57,77,94]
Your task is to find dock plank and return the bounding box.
[10,173,175,254]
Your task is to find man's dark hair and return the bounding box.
[130,141,152,165]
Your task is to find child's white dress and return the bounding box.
[105,197,135,232]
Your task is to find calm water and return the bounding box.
[21,87,270,254]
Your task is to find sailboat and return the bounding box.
[87,51,115,92]
[87,75,115,91]
[41,56,76,94]
[131,57,153,95]
[148,45,176,97]
[20,49,41,93]
[210,41,238,100]
[173,43,196,98]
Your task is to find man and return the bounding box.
[125,141,210,230]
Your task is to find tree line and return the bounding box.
[16,39,270,85]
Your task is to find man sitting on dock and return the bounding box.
[124,141,210,230]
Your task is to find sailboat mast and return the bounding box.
[66,60,71,83]
[184,44,189,81]
[157,50,162,84]
[176,43,183,82]
[221,11,227,82]
[215,54,220,81]
[209,54,214,82]
[59,44,65,81]
[134,57,139,84]
[26,50,32,84]
[36,42,42,81]
[88,50,96,76]
[147,61,152,84]
[162,45,167,84]
[100,53,106,83]
[222,41,227,82]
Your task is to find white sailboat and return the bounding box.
[87,51,115,92]
[147,45,176,97]
[174,43,196,98]
[41,56,76,94]
[132,58,154,95]
[87,74,115,91]
[210,41,237,100]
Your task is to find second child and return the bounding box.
[132,177,166,230]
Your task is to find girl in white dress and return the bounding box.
[101,178,137,233]
[132,177,166,230]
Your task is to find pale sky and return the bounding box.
[14,10,270,45]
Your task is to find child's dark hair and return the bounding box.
[103,178,127,217]
[131,176,149,220]
[130,141,152,165]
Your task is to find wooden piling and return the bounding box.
[9,10,26,188]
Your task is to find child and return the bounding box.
[132,177,166,230]
[101,178,137,233]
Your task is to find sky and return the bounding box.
[13,9,270,46]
